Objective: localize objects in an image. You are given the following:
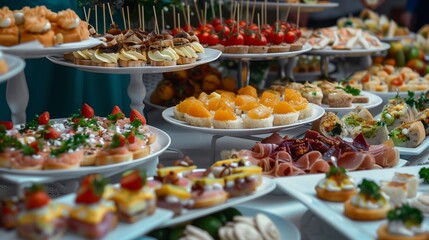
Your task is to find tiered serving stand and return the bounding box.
[0,38,102,124]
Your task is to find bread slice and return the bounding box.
[327,91,353,107]
[243,115,274,128]
[212,118,243,129]
[352,95,369,103]
[95,151,133,165]
[390,121,425,148]
[273,112,299,126]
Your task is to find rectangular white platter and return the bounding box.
[275,166,429,239]
[0,193,174,240]
[160,177,276,227]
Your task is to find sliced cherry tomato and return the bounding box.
[0,121,13,130]
[44,127,61,140]
[26,191,50,210]
[38,111,50,125]
[81,103,94,118]
[120,170,144,191]
[127,131,135,144]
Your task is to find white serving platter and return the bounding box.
[322,91,382,113]
[309,42,390,57]
[161,177,276,227]
[0,54,25,84]
[46,48,222,74]
[221,44,312,60]
[275,166,429,240]
[0,37,103,58]
[380,33,416,42]
[162,103,325,136]
[369,90,426,103]
[0,194,174,240]
[0,126,170,178]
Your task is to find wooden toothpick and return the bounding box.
[210,0,216,18]
[83,7,87,22]
[219,1,223,24]
[297,6,301,28]
[142,6,145,31]
[193,0,202,24]
[251,0,256,24]
[121,8,126,30]
[138,4,141,29]
[95,5,98,33]
[162,8,165,31]
[127,6,131,29]
[103,4,106,34]
[107,3,114,24]
[173,6,176,29]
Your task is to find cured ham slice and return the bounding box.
[367,140,399,168]
[338,152,375,170]
[251,143,278,158]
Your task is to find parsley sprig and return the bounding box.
[358,179,382,200]
[50,134,88,157]
[335,85,361,96]
[419,167,429,184]
[387,204,423,227]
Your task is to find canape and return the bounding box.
[315,166,356,202]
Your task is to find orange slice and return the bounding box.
[239,101,260,112]
[237,85,258,98]
[187,101,212,118]
[216,90,236,103]
[207,98,233,112]
[176,97,198,113]
[283,88,302,102]
[214,107,237,121]
[235,95,258,107]
[197,92,209,105]
[247,105,272,120]
[260,91,281,108]
[273,102,297,114]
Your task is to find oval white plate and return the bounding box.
[0,54,25,84]
[321,91,383,112]
[221,44,312,60]
[46,48,222,74]
[368,90,426,103]
[0,126,171,178]
[309,42,390,57]
[1,37,102,58]
[162,103,325,136]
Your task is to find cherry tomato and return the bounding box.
[211,18,221,27]
[270,31,285,45]
[244,30,255,46]
[227,33,244,46]
[215,25,231,38]
[172,27,183,36]
[183,25,194,33]
[198,32,210,44]
[253,33,268,46]
[284,31,297,44]
[207,34,219,46]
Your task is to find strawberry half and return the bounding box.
[81,103,94,118]
[38,111,50,125]
[76,174,106,204]
[25,184,51,210]
[120,170,146,191]
[0,121,13,130]
[44,127,61,140]
[130,109,146,125]
[127,131,135,144]
[111,105,125,119]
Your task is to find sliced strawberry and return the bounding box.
[120,170,145,191]
[130,109,146,125]
[81,103,94,118]
[26,191,51,210]
[0,121,13,130]
[127,131,135,144]
[38,111,50,125]
[111,105,125,119]
[29,141,40,153]
[25,185,51,210]
[76,174,106,204]
[44,127,61,139]
[75,186,102,204]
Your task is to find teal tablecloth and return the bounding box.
[0,1,132,120]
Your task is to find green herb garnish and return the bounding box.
[50,134,88,157]
[109,133,123,149]
[419,167,429,184]
[345,116,361,127]
[387,204,423,227]
[405,91,416,108]
[19,115,39,134]
[358,179,382,200]
[335,85,361,96]
[312,91,317,96]
[326,166,347,178]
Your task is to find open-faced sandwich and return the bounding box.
[155,184,193,216]
[16,184,70,240]
[110,170,156,223]
[315,166,356,202]
[190,177,228,209]
[377,205,428,240]
[69,174,117,239]
[0,196,24,230]
[344,179,390,221]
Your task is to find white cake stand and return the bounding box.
[0,38,102,124]
[47,48,222,115]
[220,44,312,88]
[307,42,390,79]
